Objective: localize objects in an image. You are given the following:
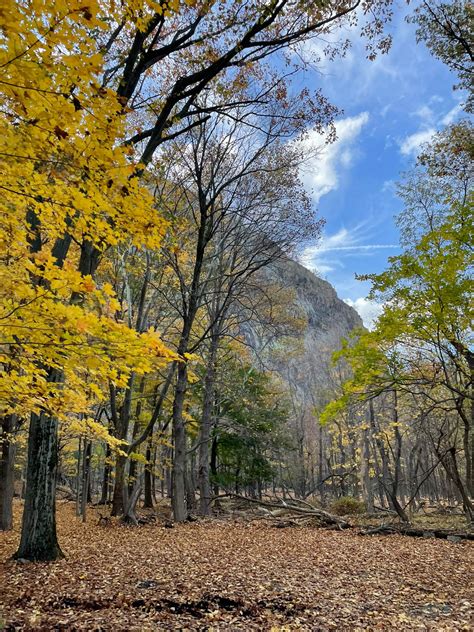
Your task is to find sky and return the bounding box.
[293,2,465,327]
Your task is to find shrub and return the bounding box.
[330,496,365,516]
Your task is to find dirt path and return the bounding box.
[1,502,472,630]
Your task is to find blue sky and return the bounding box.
[294,2,465,326]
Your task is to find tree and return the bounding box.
[153,106,321,520]
[0,1,174,556]
[208,358,289,498]
[321,124,473,521]
[409,0,473,111]
[1,0,394,556]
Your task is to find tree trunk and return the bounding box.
[318,425,325,504]
[369,398,409,522]
[127,377,146,497]
[15,411,64,561]
[100,443,111,505]
[441,447,474,523]
[172,362,188,522]
[110,373,135,517]
[15,236,99,559]
[0,415,17,531]
[360,425,374,513]
[198,337,218,516]
[122,475,143,525]
[392,391,406,508]
[186,466,196,515]
[111,454,128,517]
[470,424,474,497]
[143,438,154,508]
[462,415,474,498]
[76,437,82,517]
[80,440,91,522]
[210,436,219,497]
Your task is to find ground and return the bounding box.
[0,502,473,631]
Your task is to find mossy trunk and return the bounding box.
[15,411,63,561]
[111,454,127,517]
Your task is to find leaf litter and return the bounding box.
[0,502,472,630]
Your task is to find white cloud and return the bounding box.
[399,128,436,156]
[299,224,398,278]
[318,226,355,251]
[312,262,336,275]
[299,112,369,202]
[441,103,462,126]
[343,297,383,329]
[400,101,463,157]
[413,105,435,124]
[300,226,355,272]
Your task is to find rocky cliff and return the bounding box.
[272,256,362,352]
[240,255,363,493]
[258,256,363,408]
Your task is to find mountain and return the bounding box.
[242,255,364,495]
[272,256,362,355]
[254,255,363,407]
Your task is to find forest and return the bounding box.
[0,0,472,629]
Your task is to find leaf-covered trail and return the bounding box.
[1,503,472,630]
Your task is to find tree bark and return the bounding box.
[80,440,91,522]
[0,415,17,531]
[15,410,64,560]
[441,447,474,523]
[111,454,128,517]
[121,475,143,525]
[369,398,409,523]
[198,336,219,516]
[143,438,154,508]
[360,425,374,513]
[171,362,188,522]
[110,373,135,516]
[210,435,219,497]
[100,443,111,505]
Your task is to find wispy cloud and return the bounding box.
[319,244,399,252]
[441,103,462,126]
[399,100,464,157]
[299,112,369,203]
[399,128,436,156]
[412,105,435,124]
[343,297,383,329]
[300,225,399,276]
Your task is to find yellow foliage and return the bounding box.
[67,417,127,454]
[0,1,180,422]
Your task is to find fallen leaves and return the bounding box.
[0,501,472,630]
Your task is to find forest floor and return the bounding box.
[0,501,473,631]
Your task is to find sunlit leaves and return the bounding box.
[0,1,179,424]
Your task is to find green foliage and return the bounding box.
[321,122,473,425]
[213,364,290,489]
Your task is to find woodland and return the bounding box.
[0,0,473,630]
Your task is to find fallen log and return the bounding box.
[56,484,76,501]
[359,524,474,541]
[216,493,352,529]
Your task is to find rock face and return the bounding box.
[274,256,362,353]
[261,256,363,405]
[243,255,363,496]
